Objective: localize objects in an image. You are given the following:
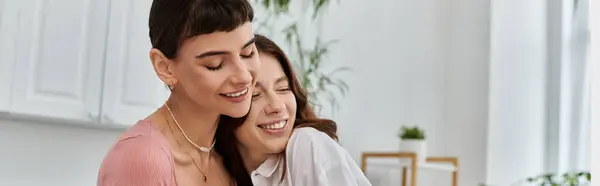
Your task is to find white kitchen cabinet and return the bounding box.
[0,0,17,112]
[100,0,170,127]
[9,0,110,121]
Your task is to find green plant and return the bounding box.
[478,171,591,186]
[254,0,351,114]
[526,171,591,186]
[398,126,425,140]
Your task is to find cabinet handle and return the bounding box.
[103,115,115,124]
[88,111,100,119]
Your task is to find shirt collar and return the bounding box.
[255,154,282,177]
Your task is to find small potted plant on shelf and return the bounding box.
[398,126,427,163]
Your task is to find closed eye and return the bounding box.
[241,51,255,58]
[277,87,291,92]
[251,93,262,100]
[206,62,223,71]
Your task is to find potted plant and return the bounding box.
[398,126,427,163]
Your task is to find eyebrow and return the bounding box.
[256,76,288,89]
[274,76,288,84]
[195,37,257,59]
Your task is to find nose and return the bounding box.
[230,58,253,86]
[264,93,285,115]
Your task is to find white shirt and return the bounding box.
[250,127,372,186]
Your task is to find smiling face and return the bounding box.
[151,22,260,118]
[235,53,296,156]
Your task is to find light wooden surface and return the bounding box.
[361,152,459,186]
[424,157,459,186]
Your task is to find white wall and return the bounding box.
[0,116,122,186]
[319,0,554,185]
[591,0,600,180]
[318,0,491,185]
[486,0,548,184]
[319,1,445,186]
[591,0,600,181]
[438,0,491,185]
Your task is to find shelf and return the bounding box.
[398,161,457,171]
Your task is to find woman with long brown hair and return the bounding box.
[215,35,371,186]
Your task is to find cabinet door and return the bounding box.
[0,0,17,112]
[10,0,109,122]
[101,0,170,127]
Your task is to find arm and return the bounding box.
[97,136,174,186]
[286,128,372,186]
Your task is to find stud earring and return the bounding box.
[167,81,174,91]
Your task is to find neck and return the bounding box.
[164,95,219,149]
[239,145,269,173]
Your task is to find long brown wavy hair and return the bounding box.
[214,34,338,186]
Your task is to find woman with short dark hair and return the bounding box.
[98,0,259,185]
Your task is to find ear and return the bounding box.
[150,48,177,87]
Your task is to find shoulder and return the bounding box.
[289,127,336,144]
[106,120,172,157]
[102,134,172,166]
[284,128,372,185]
[286,127,345,163]
[98,121,175,186]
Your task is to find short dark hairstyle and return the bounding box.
[148,0,254,59]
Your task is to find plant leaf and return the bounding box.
[399,126,425,139]
[586,173,591,181]
[283,23,298,46]
[327,66,352,77]
[333,82,347,96]
[312,0,328,20]
[274,0,290,13]
[262,0,271,9]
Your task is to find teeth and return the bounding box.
[224,88,248,97]
[261,120,286,130]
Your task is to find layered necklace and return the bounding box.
[164,102,215,182]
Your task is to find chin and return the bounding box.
[266,144,287,154]
[222,104,251,118]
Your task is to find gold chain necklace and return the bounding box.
[163,103,214,182]
[164,103,216,152]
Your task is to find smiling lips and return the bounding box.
[220,87,249,103]
[223,88,248,97]
[257,119,289,136]
[258,120,286,129]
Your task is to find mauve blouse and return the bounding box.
[97,120,177,186]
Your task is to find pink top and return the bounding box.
[97,120,177,186]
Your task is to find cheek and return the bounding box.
[235,122,258,147]
[235,105,263,145]
[283,94,297,113]
[182,69,224,94]
[245,57,261,76]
